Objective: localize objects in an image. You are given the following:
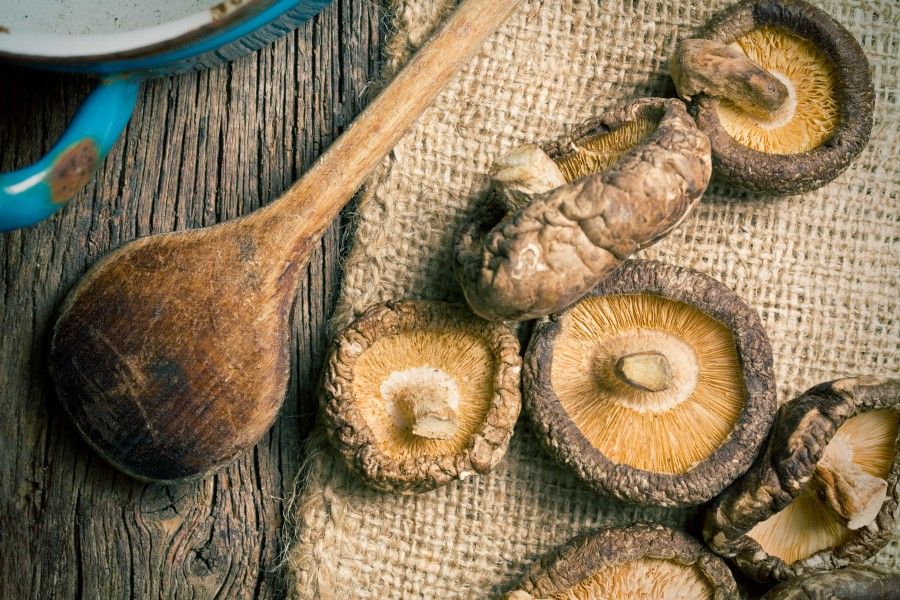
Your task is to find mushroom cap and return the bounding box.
[524,260,775,507]
[760,565,900,600]
[454,97,711,322]
[505,524,738,599]
[321,300,521,493]
[684,0,873,195]
[704,377,900,582]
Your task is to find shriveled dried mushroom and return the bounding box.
[321,300,521,493]
[454,97,711,322]
[672,0,873,194]
[524,260,775,507]
[705,377,899,582]
[760,565,900,599]
[503,524,738,599]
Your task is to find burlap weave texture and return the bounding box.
[286,1,900,597]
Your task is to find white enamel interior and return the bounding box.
[2,1,214,35]
[0,1,220,58]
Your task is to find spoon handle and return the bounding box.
[254,0,522,255]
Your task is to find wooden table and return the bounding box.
[0,2,380,597]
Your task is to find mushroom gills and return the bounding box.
[554,117,659,181]
[521,559,716,600]
[747,408,899,563]
[716,26,839,154]
[551,293,746,474]
[353,329,496,459]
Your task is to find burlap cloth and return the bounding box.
[284,1,899,597]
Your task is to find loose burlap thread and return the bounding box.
[285,1,900,597]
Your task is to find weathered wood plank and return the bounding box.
[0,1,381,598]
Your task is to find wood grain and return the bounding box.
[0,0,380,597]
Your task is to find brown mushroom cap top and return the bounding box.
[504,524,738,599]
[321,300,521,493]
[524,260,775,507]
[454,97,711,322]
[675,0,874,194]
[760,565,900,600]
[704,377,900,583]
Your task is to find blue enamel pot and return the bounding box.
[0,0,333,232]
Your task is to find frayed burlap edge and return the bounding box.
[284,4,452,597]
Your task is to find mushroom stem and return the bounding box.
[810,435,888,530]
[490,144,567,213]
[671,38,789,119]
[615,352,674,392]
[396,379,460,440]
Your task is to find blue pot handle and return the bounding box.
[0,76,141,232]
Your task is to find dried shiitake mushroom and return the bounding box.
[760,565,900,600]
[321,300,521,493]
[705,377,899,582]
[503,524,738,599]
[524,260,775,507]
[454,97,711,322]
[672,0,874,194]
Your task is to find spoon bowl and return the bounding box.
[50,222,298,481]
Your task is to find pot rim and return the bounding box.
[0,0,278,64]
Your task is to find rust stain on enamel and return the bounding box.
[210,0,247,20]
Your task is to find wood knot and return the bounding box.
[190,545,220,576]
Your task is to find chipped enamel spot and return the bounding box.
[49,139,99,204]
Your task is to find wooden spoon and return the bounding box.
[48,0,521,483]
